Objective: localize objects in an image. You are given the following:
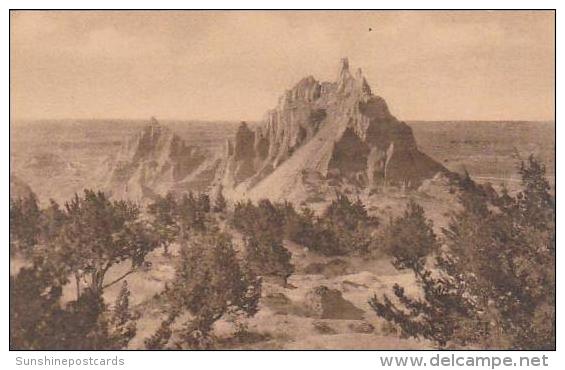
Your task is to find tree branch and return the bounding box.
[102,268,137,290]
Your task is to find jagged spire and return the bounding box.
[337,57,354,93]
[355,67,372,94]
[355,68,363,79]
[340,57,349,70]
[336,58,372,95]
[337,57,351,82]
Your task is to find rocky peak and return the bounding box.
[336,57,373,99]
[131,118,170,162]
[336,57,353,93]
[104,117,212,201]
[337,57,351,81]
[279,76,321,107]
[222,58,446,202]
[355,68,372,95]
[233,121,255,161]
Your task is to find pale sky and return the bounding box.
[10,10,555,122]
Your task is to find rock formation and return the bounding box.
[222,58,446,202]
[103,59,446,204]
[102,117,221,202]
[304,286,365,320]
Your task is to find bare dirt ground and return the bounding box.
[96,238,430,350]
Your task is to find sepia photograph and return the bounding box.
[9,9,555,352]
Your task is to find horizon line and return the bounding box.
[10,117,556,124]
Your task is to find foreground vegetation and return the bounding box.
[371,156,555,350]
